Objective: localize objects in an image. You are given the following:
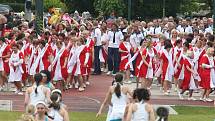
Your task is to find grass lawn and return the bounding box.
[0,106,215,121]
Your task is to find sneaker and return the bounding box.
[164,92,169,95]
[86,81,90,85]
[78,87,85,92]
[83,84,86,88]
[0,86,3,91]
[178,93,184,100]
[15,90,19,94]
[167,90,171,93]
[174,88,178,92]
[188,97,197,101]
[112,73,116,76]
[17,92,23,95]
[106,71,112,75]
[185,90,189,95]
[199,97,206,101]
[75,83,79,89]
[104,68,108,73]
[101,68,104,72]
[130,74,134,78]
[68,84,73,89]
[205,98,213,102]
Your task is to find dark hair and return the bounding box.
[39,40,46,47]
[40,70,51,84]
[133,88,150,102]
[44,31,51,36]
[186,37,193,44]
[183,42,189,49]
[140,39,145,46]
[114,73,123,98]
[208,35,214,42]
[164,40,173,49]
[207,41,213,48]
[175,39,182,45]
[34,73,43,94]
[49,93,61,110]
[156,107,169,121]
[58,33,65,39]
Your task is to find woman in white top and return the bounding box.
[48,93,69,121]
[126,88,155,121]
[24,73,51,108]
[96,73,132,121]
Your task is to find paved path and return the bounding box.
[0,74,214,112]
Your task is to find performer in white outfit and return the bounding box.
[50,40,68,90]
[24,73,51,108]
[160,40,174,95]
[8,43,24,95]
[126,88,155,121]
[48,93,69,121]
[96,73,132,121]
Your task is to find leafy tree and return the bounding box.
[94,0,126,17]
[64,0,95,15]
[44,0,67,12]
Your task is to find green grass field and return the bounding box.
[0,106,215,121]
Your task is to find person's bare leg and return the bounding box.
[141,78,147,89]
[14,81,22,91]
[147,78,153,89]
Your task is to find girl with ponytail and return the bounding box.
[97,73,132,121]
[125,88,155,121]
[48,93,70,121]
[24,73,51,108]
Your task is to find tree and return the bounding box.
[94,0,126,17]
[64,0,95,15]
[44,0,67,12]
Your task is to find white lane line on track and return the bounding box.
[80,96,101,104]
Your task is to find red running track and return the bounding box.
[0,74,213,112]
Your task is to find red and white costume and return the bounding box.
[67,45,89,76]
[180,57,197,90]
[119,42,133,71]
[99,32,108,63]
[138,48,157,78]
[160,49,174,82]
[30,45,51,74]
[199,55,215,89]
[51,46,69,81]
[0,43,11,73]
[192,47,205,81]
[67,45,77,76]
[86,37,95,74]
[8,51,24,82]
[173,49,185,80]
[153,42,164,77]
[125,47,142,77]
[28,46,39,75]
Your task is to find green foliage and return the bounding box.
[44,0,67,12]
[180,0,201,15]
[94,0,126,17]
[1,106,215,121]
[35,15,43,35]
[1,3,25,12]
[64,0,95,15]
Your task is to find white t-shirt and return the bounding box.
[107,30,124,48]
[94,28,102,46]
[130,32,144,48]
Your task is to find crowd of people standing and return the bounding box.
[0,8,215,121]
